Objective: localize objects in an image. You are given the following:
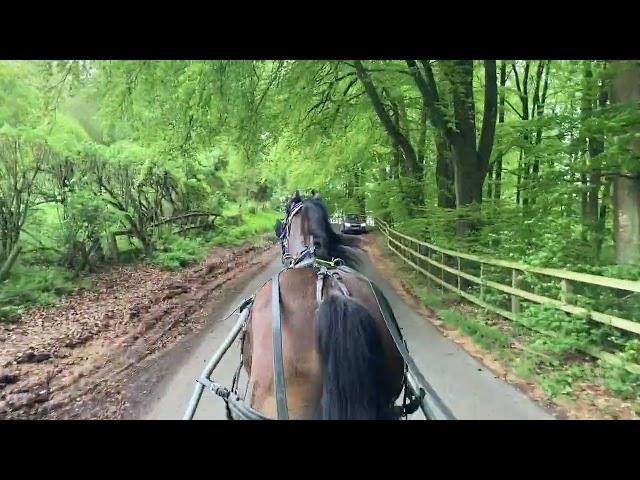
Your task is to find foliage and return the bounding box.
[149,210,279,270]
[0,264,82,321]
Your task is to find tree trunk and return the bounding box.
[494,61,507,201]
[582,62,599,235]
[588,71,608,261]
[594,181,610,263]
[405,59,496,226]
[610,61,640,264]
[513,61,531,211]
[354,168,366,214]
[613,177,640,264]
[530,61,551,205]
[453,145,485,235]
[388,95,424,207]
[448,60,497,230]
[453,145,484,207]
[0,244,22,283]
[435,133,456,209]
[107,232,119,262]
[516,150,523,206]
[580,170,589,241]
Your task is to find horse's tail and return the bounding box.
[315,293,391,420]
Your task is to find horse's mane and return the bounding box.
[303,198,362,268]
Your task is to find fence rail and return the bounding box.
[374,217,640,375]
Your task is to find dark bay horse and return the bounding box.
[240,195,407,419]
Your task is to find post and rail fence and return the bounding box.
[370,216,640,375]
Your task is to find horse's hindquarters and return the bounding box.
[244,268,323,419]
[243,267,405,420]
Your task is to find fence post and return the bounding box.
[426,246,432,288]
[560,279,573,304]
[440,251,445,293]
[457,256,461,291]
[511,269,521,319]
[480,263,485,300]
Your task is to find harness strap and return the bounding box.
[231,357,243,395]
[316,269,325,303]
[330,271,351,297]
[363,274,456,420]
[271,272,288,419]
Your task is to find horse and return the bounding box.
[240,193,408,419]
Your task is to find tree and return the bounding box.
[353,60,425,210]
[487,60,508,202]
[610,61,640,264]
[406,60,498,232]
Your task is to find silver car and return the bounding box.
[341,214,368,234]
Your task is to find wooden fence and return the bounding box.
[375,217,640,374]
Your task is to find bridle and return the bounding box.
[279,200,317,268]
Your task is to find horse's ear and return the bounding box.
[291,190,302,204]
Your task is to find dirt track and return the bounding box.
[0,239,278,419]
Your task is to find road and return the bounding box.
[141,241,555,420]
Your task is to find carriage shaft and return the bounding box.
[406,371,435,420]
[183,306,250,420]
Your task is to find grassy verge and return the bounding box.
[1,209,280,321]
[149,209,279,270]
[376,236,640,418]
[0,264,90,320]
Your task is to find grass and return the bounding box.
[150,209,280,270]
[149,234,213,270]
[439,309,510,352]
[211,210,280,247]
[396,258,512,358]
[0,263,90,321]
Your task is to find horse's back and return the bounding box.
[245,268,323,419]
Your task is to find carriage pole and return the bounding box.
[405,372,435,419]
[183,305,251,420]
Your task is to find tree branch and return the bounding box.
[504,98,524,119]
[405,60,456,145]
[354,60,418,171]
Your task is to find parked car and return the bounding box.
[341,213,368,234]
